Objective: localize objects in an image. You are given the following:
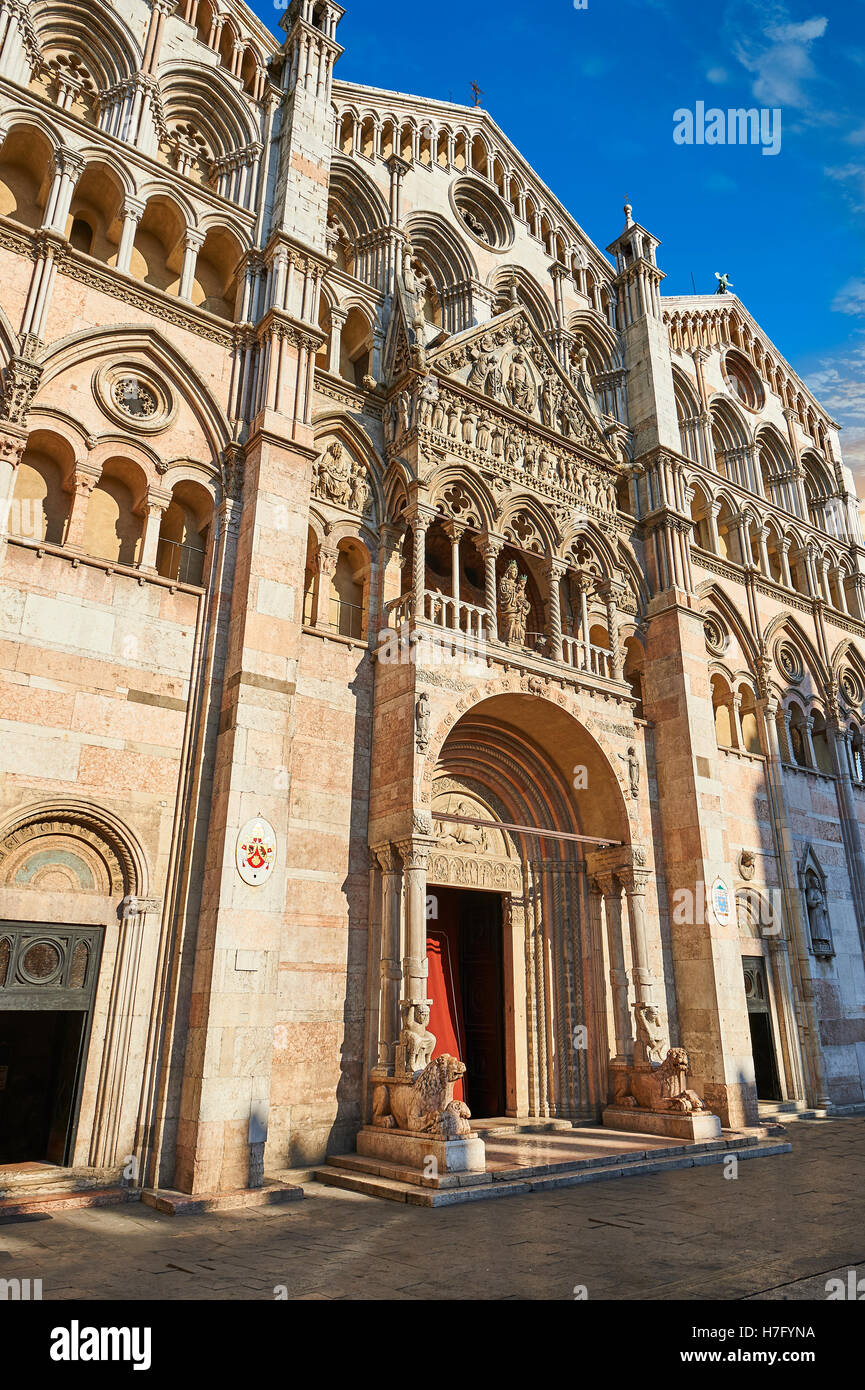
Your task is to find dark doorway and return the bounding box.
[0,1011,87,1164]
[743,956,781,1101]
[427,887,505,1117]
[0,923,103,1166]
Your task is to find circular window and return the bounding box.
[19,939,62,984]
[704,615,727,656]
[841,668,863,706]
[722,351,765,412]
[94,363,174,433]
[777,640,803,682]
[450,177,514,252]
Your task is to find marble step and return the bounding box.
[0,1163,125,1198]
[312,1136,792,1206]
[0,1184,139,1218]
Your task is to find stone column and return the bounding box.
[62,463,101,552]
[803,715,817,771]
[0,429,26,541]
[407,507,432,621]
[396,838,433,1009]
[707,499,721,554]
[602,581,624,680]
[586,875,611,1104]
[729,692,744,750]
[545,558,565,662]
[757,525,771,577]
[778,536,793,589]
[594,873,632,1064]
[43,147,85,233]
[313,542,337,629]
[178,228,205,301]
[138,488,171,573]
[375,843,403,1069]
[116,197,145,274]
[618,865,656,1057]
[575,572,591,644]
[443,519,464,628]
[327,306,346,376]
[778,707,794,764]
[477,532,502,640]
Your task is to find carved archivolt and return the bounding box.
[0,806,140,898]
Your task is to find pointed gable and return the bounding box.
[428,307,615,459]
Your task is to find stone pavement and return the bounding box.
[0,1119,863,1301]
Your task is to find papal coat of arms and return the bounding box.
[236,817,277,886]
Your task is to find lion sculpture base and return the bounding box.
[372,1053,472,1138]
[603,1048,722,1142]
[360,1054,487,1175]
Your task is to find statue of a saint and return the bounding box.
[805,872,831,951]
[508,348,536,416]
[499,558,529,647]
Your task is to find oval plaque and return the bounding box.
[710,876,733,927]
[236,817,277,886]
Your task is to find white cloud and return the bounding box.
[767,17,828,42]
[728,5,828,109]
[832,279,865,316]
[706,66,729,84]
[805,338,865,482]
[825,161,865,211]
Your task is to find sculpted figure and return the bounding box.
[805,873,831,949]
[508,348,537,415]
[613,1047,709,1115]
[348,462,368,512]
[618,744,640,797]
[484,351,504,402]
[436,800,489,852]
[417,378,439,427]
[398,1001,436,1073]
[540,365,563,429]
[476,412,492,452]
[466,345,488,392]
[372,1054,472,1137]
[499,561,530,646]
[635,1002,667,1065]
[397,390,413,436]
[415,691,431,752]
[313,441,351,505]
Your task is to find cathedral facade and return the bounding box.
[0,0,863,1196]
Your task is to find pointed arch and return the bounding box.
[31,0,142,93]
[157,62,260,163]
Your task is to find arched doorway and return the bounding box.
[423,693,631,1121]
[0,805,149,1169]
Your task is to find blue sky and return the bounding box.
[250,0,865,477]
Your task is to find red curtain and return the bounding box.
[426,926,465,1103]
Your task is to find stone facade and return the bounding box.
[0,0,863,1194]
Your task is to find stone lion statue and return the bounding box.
[613,1047,708,1115]
[372,1054,472,1138]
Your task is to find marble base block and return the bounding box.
[602,1105,723,1141]
[356,1126,487,1172]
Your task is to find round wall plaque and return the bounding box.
[236,817,277,886]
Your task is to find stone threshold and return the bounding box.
[141,1179,304,1216]
[311,1129,792,1206]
